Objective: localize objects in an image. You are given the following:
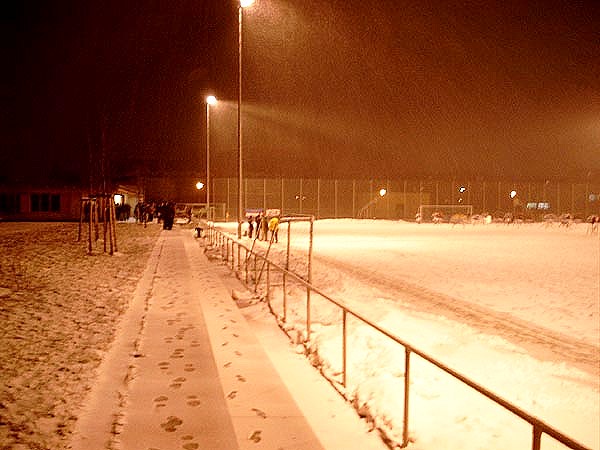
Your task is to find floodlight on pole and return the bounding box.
[237,0,255,238]
[205,95,217,220]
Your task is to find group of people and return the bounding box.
[134,201,176,229]
[247,213,280,243]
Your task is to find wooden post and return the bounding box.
[111,196,118,253]
[87,199,93,255]
[102,196,108,253]
[107,197,114,256]
[78,198,84,242]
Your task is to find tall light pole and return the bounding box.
[238,0,255,238]
[205,95,217,221]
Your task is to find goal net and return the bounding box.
[417,204,473,223]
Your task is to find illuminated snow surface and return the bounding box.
[1,220,597,450]
[219,219,600,450]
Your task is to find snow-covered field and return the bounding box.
[0,222,161,450]
[216,219,600,450]
[1,220,597,450]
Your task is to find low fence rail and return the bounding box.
[204,223,590,450]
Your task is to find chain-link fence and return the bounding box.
[210,177,600,222]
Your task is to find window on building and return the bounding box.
[31,194,40,212]
[41,194,50,211]
[0,193,21,213]
[30,193,60,212]
[51,194,60,212]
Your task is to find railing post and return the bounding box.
[342,309,348,388]
[283,271,287,322]
[245,248,249,285]
[266,261,270,305]
[402,347,411,448]
[306,287,311,342]
[306,217,314,342]
[532,425,542,450]
[284,221,291,322]
[231,240,234,271]
[237,245,241,272]
[253,253,258,292]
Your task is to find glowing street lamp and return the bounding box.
[237,0,255,238]
[196,181,204,190]
[205,95,217,220]
[379,188,387,197]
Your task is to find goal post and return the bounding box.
[417,204,473,222]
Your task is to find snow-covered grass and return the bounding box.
[214,219,600,450]
[0,222,161,449]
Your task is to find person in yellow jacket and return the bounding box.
[268,215,280,243]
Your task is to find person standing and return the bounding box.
[261,213,269,241]
[163,202,175,230]
[268,215,280,243]
[247,216,254,239]
[255,214,262,240]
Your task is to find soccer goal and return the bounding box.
[417,204,473,223]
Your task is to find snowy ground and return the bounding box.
[1,220,597,450]
[0,222,161,450]
[215,219,600,450]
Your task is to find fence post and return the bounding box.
[403,180,408,219]
[263,178,267,212]
[571,183,575,214]
[317,178,321,219]
[334,179,339,218]
[498,181,502,211]
[402,347,411,448]
[386,179,391,219]
[343,309,348,388]
[281,178,285,214]
[299,177,304,214]
[352,179,356,218]
[585,180,589,217]
[482,181,486,213]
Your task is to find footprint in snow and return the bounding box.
[160,416,183,432]
[248,430,262,443]
[252,408,267,419]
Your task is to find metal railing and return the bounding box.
[204,223,591,450]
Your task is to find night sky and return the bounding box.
[3,0,599,186]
